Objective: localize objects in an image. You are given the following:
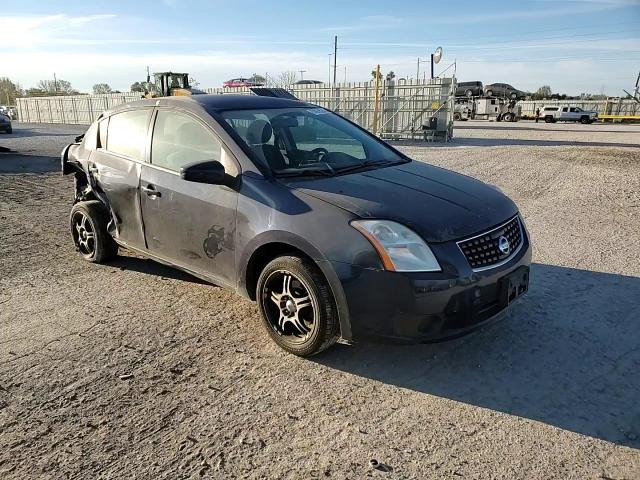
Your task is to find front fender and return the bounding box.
[237,230,353,342]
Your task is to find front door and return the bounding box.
[140,109,239,286]
[89,109,153,248]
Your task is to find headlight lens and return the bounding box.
[351,220,441,272]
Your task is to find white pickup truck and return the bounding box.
[540,106,598,124]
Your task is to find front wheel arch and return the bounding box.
[240,235,353,342]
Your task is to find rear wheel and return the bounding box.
[544,116,554,123]
[257,255,339,357]
[453,112,462,121]
[70,201,118,263]
[485,90,493,97]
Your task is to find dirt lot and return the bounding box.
[1,121,639,479]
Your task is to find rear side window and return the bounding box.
[151,110,222,172]
[544,107,558,112]
[98,118,108,148]
[82,122,98,150]
[107,109,150,161]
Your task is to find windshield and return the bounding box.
[219,107,406,176]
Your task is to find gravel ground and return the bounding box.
[1,121,639,479]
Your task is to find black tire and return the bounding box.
[257,255,339,357]
[453,112,462,121]
[485,90,492,97]
[465,89,473,97]
[580,116,589,124]
[6,127,12,134]
[503,113,513,122]
[70,200,118,263]
[544,116,554,123]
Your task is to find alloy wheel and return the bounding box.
[262,270,316,342]
[72,211,95,256]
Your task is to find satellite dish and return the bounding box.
[433,47,443,64]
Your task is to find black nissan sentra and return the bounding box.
[62,94,531,356]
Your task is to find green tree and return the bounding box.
[92,83,112,94]
[385,71,396,82]
[130,81,146,93]
[25,88,47,97]
[371,69,382,81]
[0,77,23,105]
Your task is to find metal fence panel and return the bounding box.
[16,81,455,139]
[17,93,142,125]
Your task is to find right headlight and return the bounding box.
[351,220,441,272]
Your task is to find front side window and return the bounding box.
[151,110,222,171]
[107,109,151,161]
[220,107,406,176]
[562,107,568,112]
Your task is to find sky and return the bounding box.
[1,0,639,95]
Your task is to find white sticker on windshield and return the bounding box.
[308,108,328,115]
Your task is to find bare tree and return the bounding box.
[36,79,78,95]
[0,77,24,104]
[266,71,298,88]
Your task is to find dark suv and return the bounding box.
[455,81,483,97]
[62,95,531,356]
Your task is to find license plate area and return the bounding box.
[498,266,529,307]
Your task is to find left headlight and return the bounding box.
[351,220,441,272]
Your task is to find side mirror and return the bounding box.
[180,160,232,187]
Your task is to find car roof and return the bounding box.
[103,94,313,117]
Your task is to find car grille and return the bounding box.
[457,216,523,270]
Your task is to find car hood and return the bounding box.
[282,161,518,243]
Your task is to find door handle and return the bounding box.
[141,185,161,198]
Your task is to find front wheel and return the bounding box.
[70,200,118,263]
[257,256,339,357]
[580,116,590,124]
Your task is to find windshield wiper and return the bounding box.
[333,159,401,174]
[274,162,335,177]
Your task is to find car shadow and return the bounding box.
[0,153,59,174]
[107,255,209,285]
[313,263,640,448]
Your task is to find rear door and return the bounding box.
[560,106,570,121]
[88,108,152,248]
[139,108,239,285]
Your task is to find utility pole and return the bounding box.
[53,72,58,94]
[333,35,338,86]
[430,54,434,79]
[416,58,420,83]
[372,64,381,135]
[298,70,306,81]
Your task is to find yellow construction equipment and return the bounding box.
[144,72,202,98]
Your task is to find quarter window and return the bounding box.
[151,111,222,171]
[106,109,151,161]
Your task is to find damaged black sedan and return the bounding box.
[62,94,531,356]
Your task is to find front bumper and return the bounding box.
[329,227,532,343]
